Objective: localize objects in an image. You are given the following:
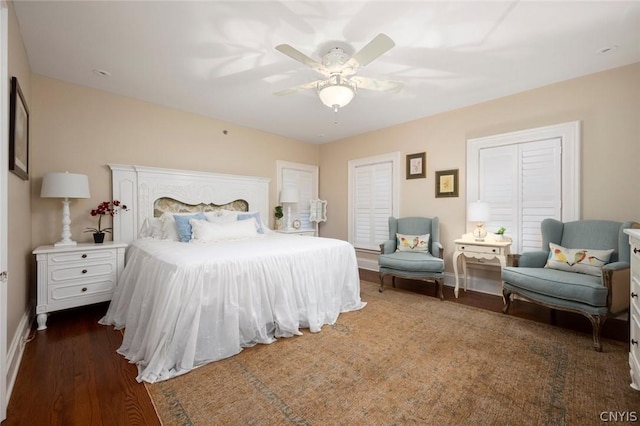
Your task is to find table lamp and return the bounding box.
[41,172,91,247]
[280,188,299,231]
[468,201,490,241]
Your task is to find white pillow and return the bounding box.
[396,233,430,252]
[138,218,163,239]
[204,211,239,224]
[545,243,614,276]
[190,217,259,242]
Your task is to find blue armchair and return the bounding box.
[378,216,445,300]
[502,218,638,351]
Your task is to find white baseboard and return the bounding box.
[6,308,33,403]
[357,257,379,272]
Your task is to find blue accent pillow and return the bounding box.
[174,213,206,242]
[237,211,264,234]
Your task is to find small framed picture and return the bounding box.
[406,152,426,179]
[9,76,29,180]
[435,169,459,198]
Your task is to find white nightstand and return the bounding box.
[276,229,316,237]
[452,234,511,298]
[32,241,127,330]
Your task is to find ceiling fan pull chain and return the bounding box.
[334,106,339,124]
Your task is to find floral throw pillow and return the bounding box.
[396,233,430,253]
[544,243,614,276]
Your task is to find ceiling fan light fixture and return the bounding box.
[317,75,356,109]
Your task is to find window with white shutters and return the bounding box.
[276,161,318,229]
[348,153,401,250]
[468,122,580,253]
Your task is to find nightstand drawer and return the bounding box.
[456,244,501,255]
[48,249,114,265]
[631,313,640,368]
[50,280,115,302]
[50,263,114,283]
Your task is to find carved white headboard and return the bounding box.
[109,164,271,244]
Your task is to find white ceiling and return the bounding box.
[13,1,640,144]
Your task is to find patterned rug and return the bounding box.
[145,281,640,425]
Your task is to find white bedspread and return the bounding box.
[100,234,365,383]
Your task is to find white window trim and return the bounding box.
[347,152,401,250]
[467,121,581,223]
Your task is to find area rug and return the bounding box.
[145,281,640,425]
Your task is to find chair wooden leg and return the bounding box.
[378,273,385,293]
[502,288,512,313]
[391,276,396,288]
[436,278,444,301]
[587,314,605,352]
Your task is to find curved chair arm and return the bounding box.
[434,242,443,259]
[380,240,396,255]
[602,261,631,314]
[513,250,548,268]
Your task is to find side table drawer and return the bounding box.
[48,249,114,265]
[456,244,501,255]
[50,280,115,303]
[50,262,115,282]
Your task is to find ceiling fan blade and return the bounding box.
[352,76,403,92]
[275,44,326,74]
[350,33,395,67]
[273,80,321,96]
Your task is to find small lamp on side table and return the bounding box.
[280,188,299,231]
[468,200,490,241]
[41,172,91,247]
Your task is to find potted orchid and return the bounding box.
[85,200,128,243]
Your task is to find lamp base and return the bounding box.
[473,224,487,241]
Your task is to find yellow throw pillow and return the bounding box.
[545,243,614,276]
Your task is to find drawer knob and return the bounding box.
[461,246,465,250]
[632,292,638,299]
[633,339,639,347]
[635,248,640,254]
[492,249,496,253]
[81,254,87,259]
[81,287,87,292]
[82,269,87,274]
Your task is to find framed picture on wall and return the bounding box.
[435,169,459,198]
[406,152,426,179]
[9,76,29,181]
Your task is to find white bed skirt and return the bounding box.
[100,234,366,383]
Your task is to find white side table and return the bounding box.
[452,234,511,298]
[32,241,127,330]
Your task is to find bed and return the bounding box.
[100,165,365,383]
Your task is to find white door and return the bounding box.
[0,1,9,420]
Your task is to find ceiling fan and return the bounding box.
[274,33,403,112]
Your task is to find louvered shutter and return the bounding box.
[353,161,393,250]
[479,137,562,253]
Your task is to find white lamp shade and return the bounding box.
[41,172,91,199]
[280,188,299,204]
[468,201,490,222]
[318,84,355,109]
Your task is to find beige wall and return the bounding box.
[319,62,640,273]
[30,75,320,248]
[7,0,32,348]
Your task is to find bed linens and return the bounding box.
[100,233,365,383]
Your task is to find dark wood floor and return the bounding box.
[2,271,628,425]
